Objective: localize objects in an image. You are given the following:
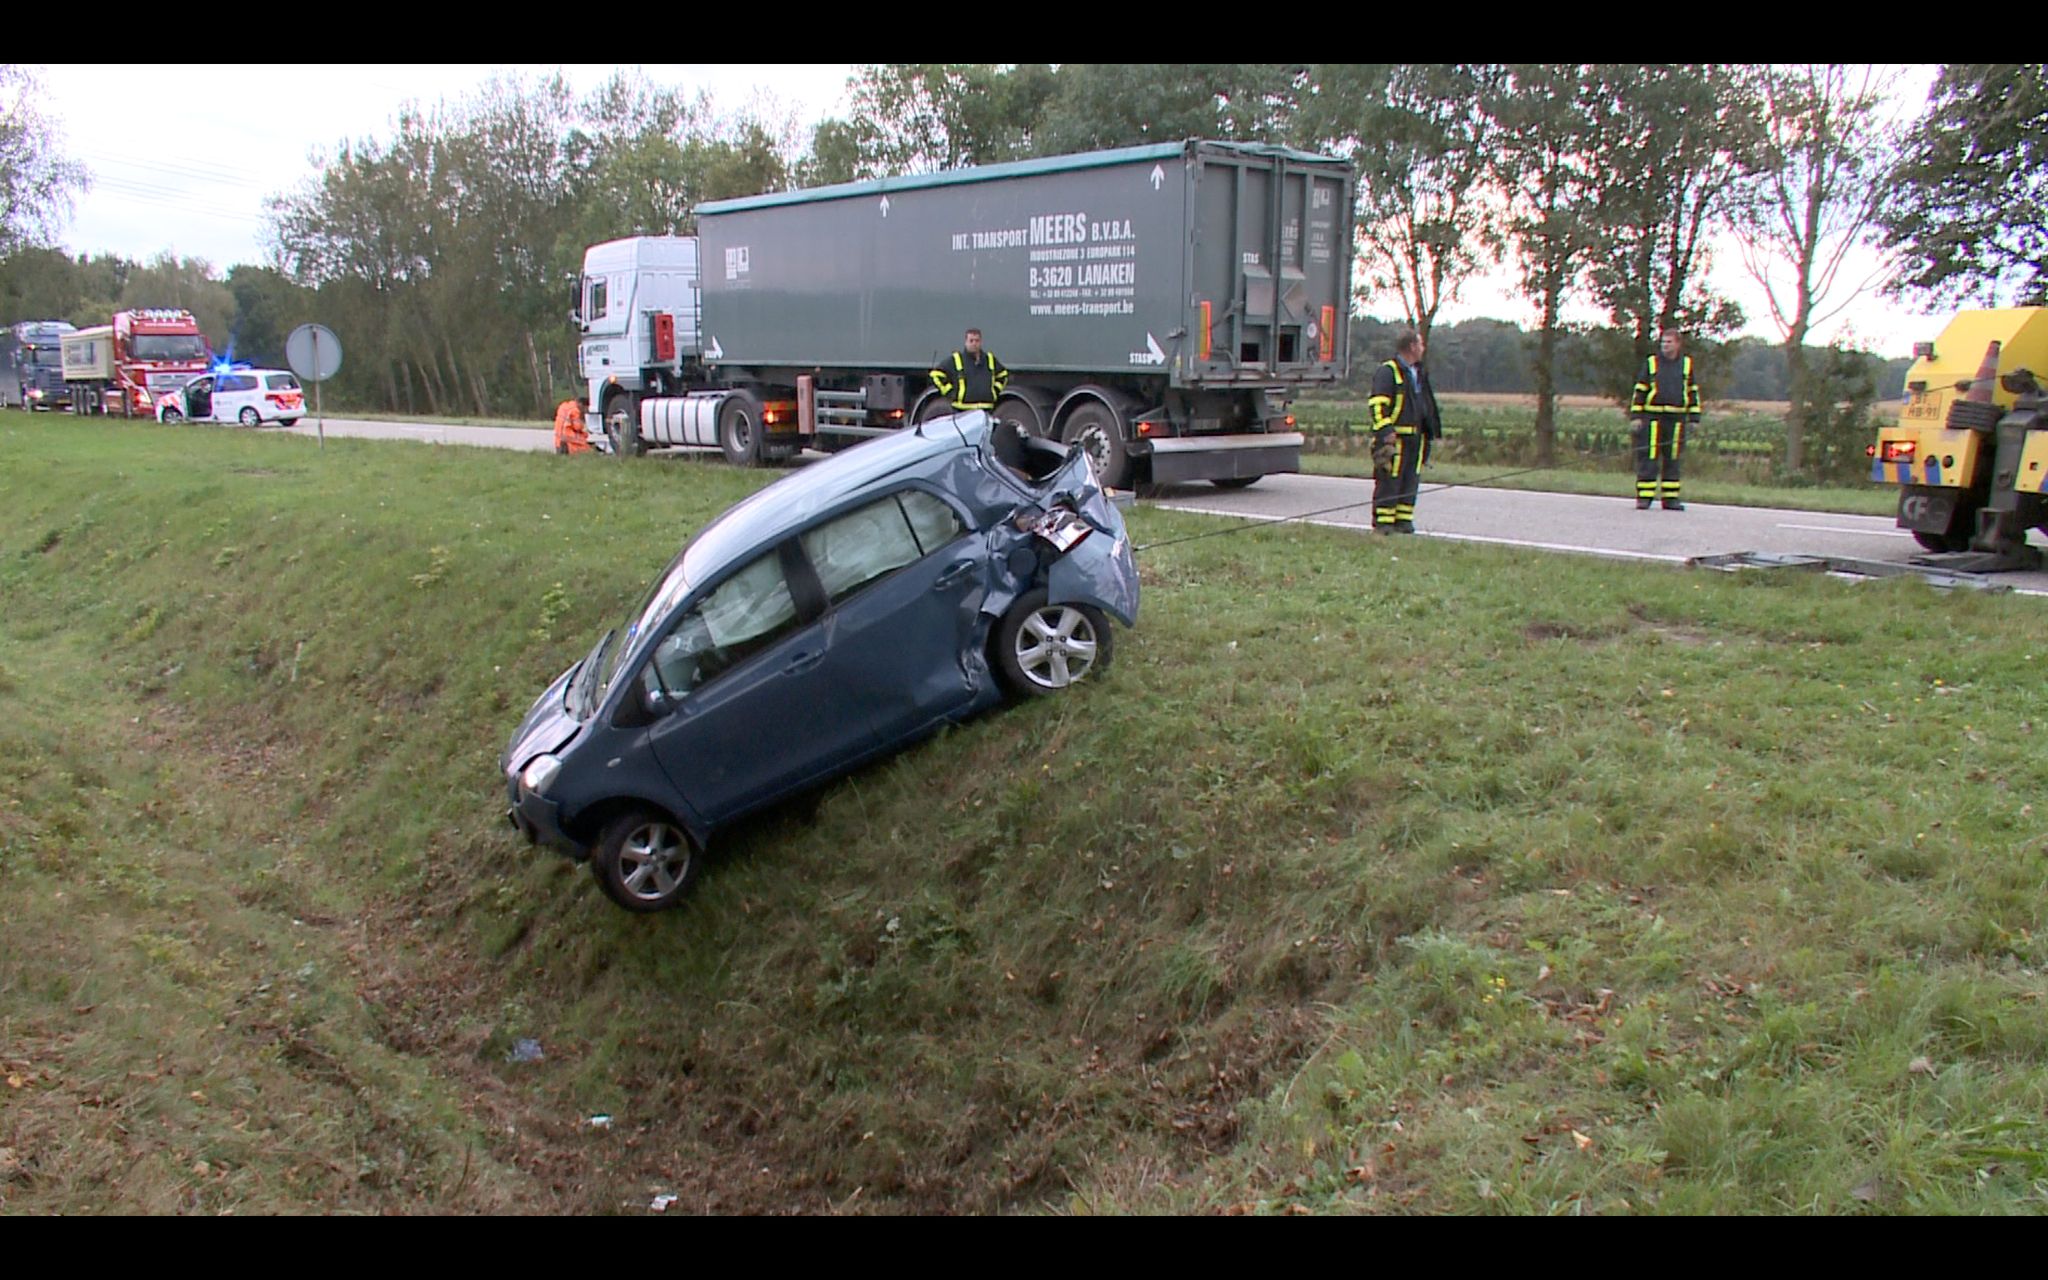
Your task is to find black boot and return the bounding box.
[1636,499,1652,510]
[1662,500,1685,511]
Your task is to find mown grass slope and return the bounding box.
[1,415,2043,1214]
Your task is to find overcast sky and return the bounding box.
[34,64,1950,356]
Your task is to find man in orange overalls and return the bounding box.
[553,396,591,454]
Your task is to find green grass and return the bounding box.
[2,416,2044,1214]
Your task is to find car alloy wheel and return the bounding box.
[994,587,1113,697]
[592,808,702,912]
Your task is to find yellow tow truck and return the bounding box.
[1872,307,2048,570]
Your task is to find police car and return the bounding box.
[155,368,305,427]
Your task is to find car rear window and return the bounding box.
[264,374,300,391]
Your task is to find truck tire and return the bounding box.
[604,393,642,457]
[719,390,764,467]
[994,393,1045,440]
[1061,401,1130,489]
[1913,529,1971,553]
[1211,476,1260,490]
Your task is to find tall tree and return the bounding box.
[0,65,90,258]
[1583,64,1763,391]
[1300,63,1502,346]
[1033,64,1303,155]
[842,64,1057,175]
[1733,65,1902,472]
[1489,64,1607,466]
[1882,63,2048,306]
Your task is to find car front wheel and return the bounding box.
[160,408,183,424]
[993,587,1112,698]
[591,807,702,912]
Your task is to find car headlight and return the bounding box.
[520,753,562,795]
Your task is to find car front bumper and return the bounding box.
[505,776,587,858]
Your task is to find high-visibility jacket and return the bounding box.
[553,399,591,454]
[1630,353,1702,419]
[929,349,1009,409]
[1368,358,1442,437]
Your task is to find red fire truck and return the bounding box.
[60,308,212,417]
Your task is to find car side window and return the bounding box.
[799,491,966,608]
[898,490,966,554]
[645,549,800,698]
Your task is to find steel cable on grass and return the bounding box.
[1131,465,1557,553]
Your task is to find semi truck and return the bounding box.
[1,320,76,409]
[60,308,211,417]
[1871,307,2048,571]
[575,139,1355,489]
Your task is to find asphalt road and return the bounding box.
[272,416,2048,596]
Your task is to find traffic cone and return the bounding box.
[1965,340,2001,402]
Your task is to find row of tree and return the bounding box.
[2,64,2044,474]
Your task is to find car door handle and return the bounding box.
[933,562,979,591]
[782,651,822,676]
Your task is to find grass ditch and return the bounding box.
[1,414,2043,1214]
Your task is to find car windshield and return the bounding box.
[131,334,206,361]
[577,547,693,717]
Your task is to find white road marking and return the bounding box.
[1774,522,1911,538]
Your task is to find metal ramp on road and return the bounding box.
[1688,551,2012,593]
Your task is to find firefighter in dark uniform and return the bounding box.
[1630,329,1702,510]
[1368,328,1442,533]
[931,326,1023,469]
[929,327,1009,413]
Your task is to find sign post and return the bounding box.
[285,324,343,450]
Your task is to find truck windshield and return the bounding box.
[131,335,206,361]
[30,349,62,367]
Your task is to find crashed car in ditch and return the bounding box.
[504,410,1139,912]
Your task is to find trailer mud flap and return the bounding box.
[1146,432,1303,485]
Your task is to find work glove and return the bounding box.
[1370,431,1397,469]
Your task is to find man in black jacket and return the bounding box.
[1368,328,1442,533]
[930,327,1009,413]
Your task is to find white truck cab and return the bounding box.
[576,237,702,436]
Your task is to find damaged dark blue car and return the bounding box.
[504,410,1140,912]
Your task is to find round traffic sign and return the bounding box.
[286,324,343,382]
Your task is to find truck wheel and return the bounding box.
[1913,529,1971,553]
[719,390,764,467]
[1061,401,1130,489]
[994,394,1044,439]
[993,587,1113,699]
[590,806,702,913]
[604,394,642,457]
